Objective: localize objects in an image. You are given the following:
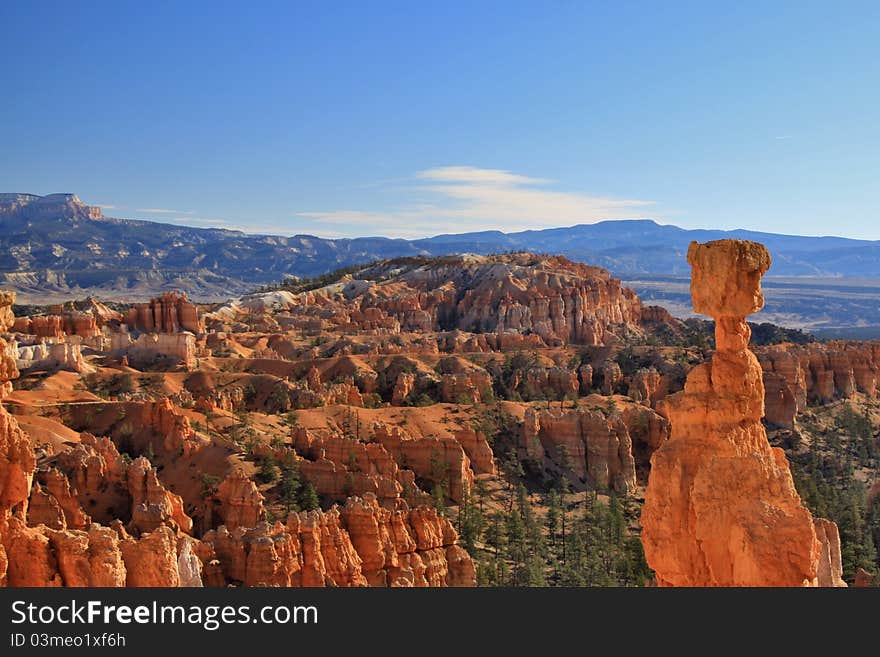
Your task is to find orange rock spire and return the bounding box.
[641,240,831,586]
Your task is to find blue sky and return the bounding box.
[1,1,878,239]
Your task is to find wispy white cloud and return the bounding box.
[158,215,294,235]
[295,209,452,239]
[169,217,231,226]
[415,166,550,186]
[94,203,116,209]
[136,208,196,214]
[114,166,655,239]
[297,165,656,238]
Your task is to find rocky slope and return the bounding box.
[208,253,644,346]
[757,341,880,428]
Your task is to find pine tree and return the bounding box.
[458,486,485,556]
[431,483,446,516]
[256,456,278,484]
[280,461,302,512]
[300,482,320,511]
[505,505,526,585]
[547,489,561,548]
[475,477,488,514]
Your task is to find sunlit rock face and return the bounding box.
[642,240,832,587]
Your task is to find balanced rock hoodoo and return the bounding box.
[642,240,842,587]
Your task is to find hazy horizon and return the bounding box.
[14,194,880,244]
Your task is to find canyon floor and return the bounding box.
[625,275,880,337]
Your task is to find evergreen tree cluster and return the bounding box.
[258,454,321,514]
[457,476,652,587]
[791,445,879,581]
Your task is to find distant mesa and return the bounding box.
[0,192,104,221]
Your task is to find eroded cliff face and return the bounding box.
[0,292,200,587]
[111,332,197,370]
[206,254,643,346]
[522,406,636,493]
[0,288,476,587]
[642,240,835,587]
[757,342,880,428]
[519,398,669,493]
[291,420,480,505]
[124,292,202,334]
[200,493,475,587]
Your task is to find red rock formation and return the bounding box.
[12,312,100,338]
[0,291,205,588]
[61,313,99,338]
[306,366,322,391]
[600,361,623,395]
[205,522,305,587]
[202,494,475,587]
[27,481,66,529]
[133,399,208,458]
[113,332,197,369]
[292,418,481,505]
[125,292,202,334]
[51,433,130,524]
[854,568,875,587]
[119,525,183,587]
[11,317,30,334]
[295,507,368,587]
[453,331,548,353]
[0,292,34,586]
[391,372,415,406]
[430,255,642,345]
[47,524,128,587]
[73,297,124,326]
[522,405,637,493]
[814,517,846,587]
[451,427,496,475]
[628,367,666,407]
[761,371,798,428]
[522,366,579,400]
[640,304,678,324]
[292,428,404,504]
[127,457,193,534]
[642,240,823,587]
[340,495,400,584]
[3,518,63,586]
[578,364,594,394]
[757,341,880,423]
[372,422,473,502]
[619,403,671,478]
[29,468,91,530]
[24,315,64,338]
[440,371,493,404]
[222,255,642,346]
[214,469,265,531]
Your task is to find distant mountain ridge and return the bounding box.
[2,193,879,305]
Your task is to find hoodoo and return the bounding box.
[641,239,837,587]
